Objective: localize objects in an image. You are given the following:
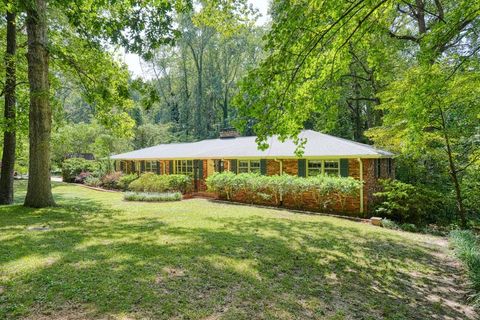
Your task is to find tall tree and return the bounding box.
[0,5,17,204]
[24,0,55,207]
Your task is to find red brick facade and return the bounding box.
[117,157,394,217]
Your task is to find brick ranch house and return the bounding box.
[111,130,394,216]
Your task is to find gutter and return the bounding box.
[357,158,364,214]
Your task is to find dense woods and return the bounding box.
[0,1,478,227]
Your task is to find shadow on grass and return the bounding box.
[0,192,475,319]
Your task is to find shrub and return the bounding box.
[85,175,102,187]
[206,172,361,209]
[381,218,399,230]
[118,174,138,191]
[128,173,193,194]
[74,172,91,184]
[124,192,182,202]
[101,171,123,189]
[450,230,480,307]
[62,158,98,183]
[374,179,454,225]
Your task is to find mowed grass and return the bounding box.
[0,182,476,319]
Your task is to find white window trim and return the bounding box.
[307,159,340,177]
[174,160,194,176]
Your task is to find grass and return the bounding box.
[450,230,480,307]
[124,191,182,202]
[0,181,476,319]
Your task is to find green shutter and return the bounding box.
[141,160,145,173]
[156,161,161,174]
[169,160,174,174]
[298,159,306,177]
[198,160,204,179]
[119,161,124,172]
[260,159,267,175]
[230,159,237,173]
[340,159,349,177]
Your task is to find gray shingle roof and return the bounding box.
[110,130,394,160]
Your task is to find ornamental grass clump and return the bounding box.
[124,192,182,202]
[450,230,480,307]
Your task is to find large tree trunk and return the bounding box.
[24,0,55,207]
[0,10,17,205]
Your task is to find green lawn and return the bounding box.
[0,182,476,319]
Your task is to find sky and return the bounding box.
[121,0,270,79]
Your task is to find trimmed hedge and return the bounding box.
[128,173,193,194]
[206,172,361,210]
[124,192,182,202]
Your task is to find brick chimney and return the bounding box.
[219,128,239,139]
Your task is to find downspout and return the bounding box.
[274,159,283,175]
[357,158,364,214]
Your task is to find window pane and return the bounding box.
[308,160,322,176]
[250,160,260,174]
[151,161,157,173]
[324,160,339,176]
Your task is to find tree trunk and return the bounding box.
[24,0,55,207]
[0,10,17,205]
[440,109,467,228]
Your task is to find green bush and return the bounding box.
[101,171,123,189]
[118,174,138,191]
[374,179,454,225]
[62,158,98,183]
[381,218,399,230]
[128,173,193,194]
[85,175,102,187]
[450,230,480,307]
[124,192,182,202]
[206,172,361,209]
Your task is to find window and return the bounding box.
[387,158,393,177]
[146,161,158,173]
[214,160,224,173]
[135,161,141,173]
[175,160,194,176]
[237,160,261,173]
[324,160,340,176]
[307,160,340,177]
[307,160,322,176]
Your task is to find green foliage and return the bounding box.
[123,192,182,202]
[100,171,123,190]
[61,158,98,183]
[206,172,361,210]
[85,175,102,187]
[51,121,132,166]
[381,218,399,230]
[450,230,480,307]
[128,173,193,194]
[117,174,139,191]
[374,179,454,225]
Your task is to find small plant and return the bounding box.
[399,223,417,233]
[124,192,182,202]
[101,171,123,189]
[85,175,102,187]
[381,218,399,230]
[74,172,91,184]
